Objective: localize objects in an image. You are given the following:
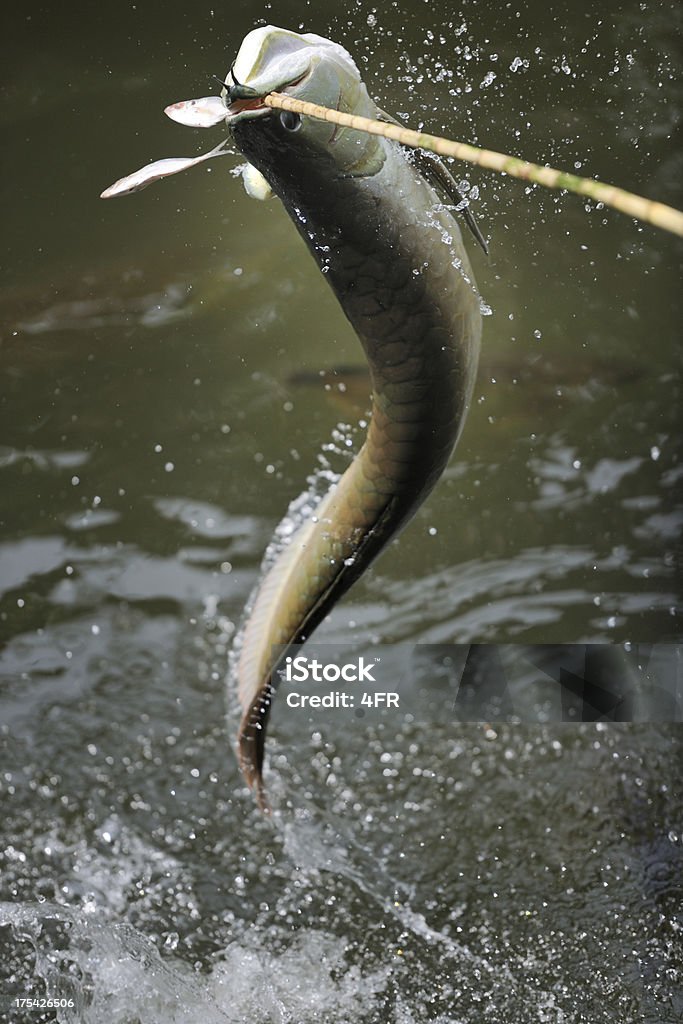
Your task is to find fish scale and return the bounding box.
[101,24,484,805]
[228,36,483,803]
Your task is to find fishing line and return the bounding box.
[263,92,683,239]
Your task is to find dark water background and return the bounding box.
[1,1,681,1021]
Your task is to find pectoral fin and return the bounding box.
[242,163,275,200]
[377,108,489,255]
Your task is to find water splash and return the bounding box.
[0,901,393,1024]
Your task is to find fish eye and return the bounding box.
[279,111,302,132]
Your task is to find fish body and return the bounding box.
[100,140,232,198]
[99,25,484,804]
[225,27,483,804]
[164,95,227,127]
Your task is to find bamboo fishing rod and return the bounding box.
[264,92,683,240]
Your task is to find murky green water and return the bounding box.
[1,1,681,1021]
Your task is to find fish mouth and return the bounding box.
[226,95,270,121]
[225,72,308,122]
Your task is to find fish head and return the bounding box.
[101,26,384,202]
[224,25,385,184]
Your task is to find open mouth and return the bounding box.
[226,95,269,119]
[161,70,309,131]
[226,71,309,122]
